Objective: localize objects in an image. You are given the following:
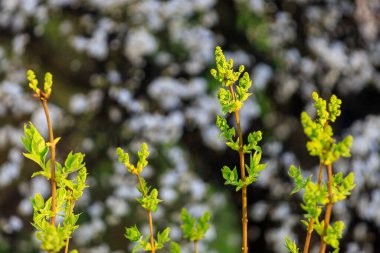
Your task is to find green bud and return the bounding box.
[125,225,142,242]
[44,72,53,98]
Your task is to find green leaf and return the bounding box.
[221,165,239,189]
[32,193,45,210]
[22,122,48,168]
[324,221,345,250]
[181,208,210,242]
[31,170,51,179]
[37,223,66,252]
[170,242,182,253]
[64,152,85,174]
[157,227,171,249]
[288,165,311,194]
[216,115,236,145]
[332,172,355,203]
[226,141,239,151]
[136,188,162,212]
[125,225,142,242]
[284,237,299,253]
[244,131,262,153]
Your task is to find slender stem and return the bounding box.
[64,196,75,253]
[136,174,155,253]
[194,240,199,253]
[229,85,248,253]
[319,164,334,253]
[303,162,325,253]
[41,100,57,225]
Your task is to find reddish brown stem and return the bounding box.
[303,162,325,253]
[136,174,155,253]
[41,100,57,225]
[229,85,248,253]
[319,164,334,253]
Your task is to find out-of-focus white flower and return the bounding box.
[74,218,106,246]
[201,125,225,151]
[160,187,177,203]
[106,196,129,218]
[85,244,110,253]
[69,93,87,115]
[125,27,157,65]
[128,112,184,143]
[88,202,104,218]
[250,201,268,222]
[1,215,23,233]
[309,38,348,71]
[0,162,21,188]
[252,63,273,90]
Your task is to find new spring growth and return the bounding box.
[301,92,352,165]
[22,70,87,253]
[23,123,87,252]
[211,46,266,191]
[211,46,251,114]
[27,69,53,100]
[285,237,299,253]
[181,208,210,241]
[287,92,356,253]
[117,144,173,253]
[211,46,266,253]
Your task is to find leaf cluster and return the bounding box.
[211,46,252,114]
[116,143,149,174]
[284,237,299,253]
[288,167,355,252]
[125,226,171,253]
[286,92,356,253]
[23,123,87,252]
[331,172,356,203]
[314,221,345,252]
[117,144,173,252]
[212,46,266,191]
[222,151,266,191]
[180,208,210,242]
[301,92,353,165]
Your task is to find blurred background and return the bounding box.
[1,0,380,252]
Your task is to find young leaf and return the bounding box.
[181,208,210,241]
[284,237,299,253]
[64,152,85,174]
[170,242,182,253]
[125,225,142,242]
[157,227,171,249]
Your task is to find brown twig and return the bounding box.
[64,195,75,253]
[41,99,57,225]
[194,240,199,253]
[229,85,248,253]
[136,174,155,253]
[319,164,334,253]
[303,162,325,253]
